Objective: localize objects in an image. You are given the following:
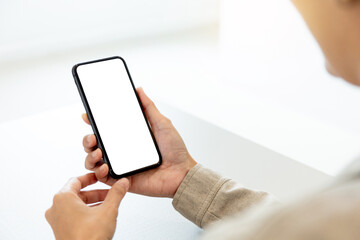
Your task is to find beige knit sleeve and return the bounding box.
[172,164,273,228]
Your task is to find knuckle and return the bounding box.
[85,155,95,170]
[146,100,156,113]
[83,134,97,148]
[158,117,172,129]
[148,99,155,107]
[164,117,172,125]
[82,135,88,147]
[95,167,101,177]
[45,208,52,221]
[95,167,107,181]
[84,159,90,170]
[52,193,62,203]
[95,148,102,158]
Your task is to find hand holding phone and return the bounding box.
[73,57,162,178]
[83,87,197,198]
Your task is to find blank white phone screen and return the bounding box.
[76,58,159,175]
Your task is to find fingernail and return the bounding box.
[118,178,129,190]
[87,135,92,143]
[92,151,97,158]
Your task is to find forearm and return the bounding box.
[172,164,276,228]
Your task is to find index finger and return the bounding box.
[62,173,97,194]
[82,113,90,125]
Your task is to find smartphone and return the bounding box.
[72,56,162,179]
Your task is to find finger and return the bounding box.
[137,87,171,132]
[79,189,109,204]
[102,178,129,211]
[95,163,108,179]
[95,163,113,182]
[45,208,52,223]
[93,163,117,186]
[62,173,97,193]
[82,113,90,125]
[85,148,103,170]
[78,173,98,189]
[83,134,97,152]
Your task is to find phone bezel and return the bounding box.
[72,56,162,179]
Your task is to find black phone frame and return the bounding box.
[72,56,162,179]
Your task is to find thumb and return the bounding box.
[103,178,129,211]
[137,87,170,132]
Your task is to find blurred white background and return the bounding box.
[0,0,218,62]
[1,0,360,169]
[1,0,360,238]
[2,0,360,126]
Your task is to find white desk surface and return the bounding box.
[0,102,331,239]
[0,103,202,239]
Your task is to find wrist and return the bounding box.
[187,156,197,175]
[171,156,197,198]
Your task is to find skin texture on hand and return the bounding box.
[82,87,197,198]
[45,173,129,240]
